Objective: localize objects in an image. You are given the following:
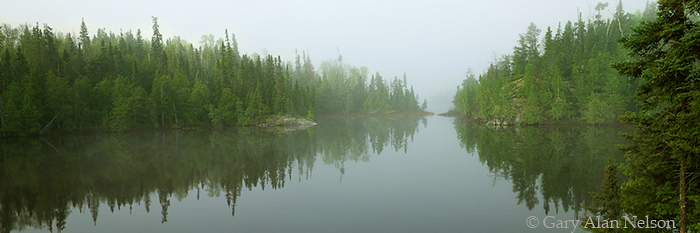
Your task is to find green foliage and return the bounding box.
[547,99,567,121]
[3,74,44,136]
[521,102,542,124]
[582,93,612,125]
[453,70,478,116]
[306,105,316,122]
[107,76,152,132]
[211,88,240,127]
[1,82,22,133]
[186,81,211,125]
[611,0,700,231]
[452,2,649,124]
[361,72,403,114]
[242,84,265,126]
[313,58,423,115]
[0,19,427,135]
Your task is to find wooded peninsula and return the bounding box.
[451,2,657,125]
[0,18,428,136]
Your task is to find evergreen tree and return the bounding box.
[452,2,644,125]
[1,82,22,134]
[79,18,90,54]
[186,81,211,125]
[211,87,239,127]
[613,0,700,231]
[151,16,166,72]
[0,19,426,135]
[0,48,12,93]
[19,75,41,135]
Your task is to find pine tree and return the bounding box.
[79,18,90,55]
[0,19,428,134]
[151,16,166,72]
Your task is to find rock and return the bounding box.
[259,115,316,134]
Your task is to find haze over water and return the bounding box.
[0,116,628,233]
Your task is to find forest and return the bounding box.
[590,0,700,231]
[0,17,427,136]
[452,1,658,125]
[452,0,700,231]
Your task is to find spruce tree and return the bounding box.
[613,0,700,231]
[151,16,166,72]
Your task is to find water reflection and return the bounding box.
[453,119,628,216]
[0,117,424,233]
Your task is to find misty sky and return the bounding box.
[1,0,650,112]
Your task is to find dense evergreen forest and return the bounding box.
[452,0,700,231]
[586,0,700,231]
[0,17,426,136]
[452,1,658,124]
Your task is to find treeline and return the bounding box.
[452,1,658,124]
[315,58,427,115]
[0,17,426,136]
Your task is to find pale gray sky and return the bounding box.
[1,0,650,112]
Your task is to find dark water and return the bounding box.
[1,116,628,233]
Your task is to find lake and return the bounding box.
[1,116,628,233]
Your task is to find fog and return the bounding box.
[1,0,649,113]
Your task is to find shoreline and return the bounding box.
[5,112,434,138]
[439,110,631,127]
[318,111,434,119]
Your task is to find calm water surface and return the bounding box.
[1,116,627,233]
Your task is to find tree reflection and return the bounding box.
[315,117,421,173]
[0,117,424,232]
[453,119,628,216]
